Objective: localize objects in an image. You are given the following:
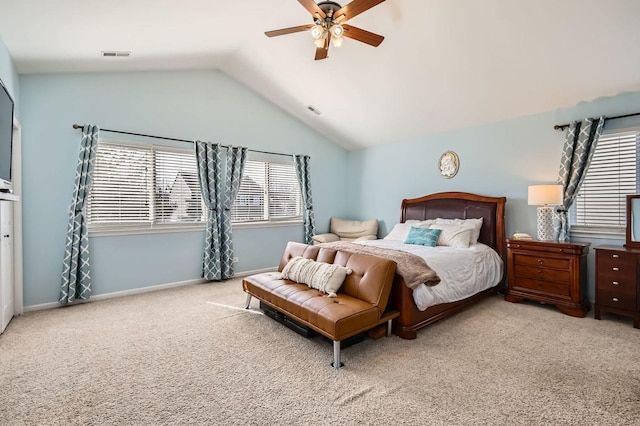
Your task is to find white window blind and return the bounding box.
[88,143,152,225]
[88,142,302,233]
[571,130,640,231]
[232,159,302,223]
[87,141,206,231]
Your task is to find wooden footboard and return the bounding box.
[392,274,502,339]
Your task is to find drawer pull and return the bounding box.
[537,259,543,264]
[612,254,619,258]
[612,297,619,302]
[612,267,619,271]
[613,281,620,285]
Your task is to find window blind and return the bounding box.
[87,141,205,230]
[87,143,152,225]
[88,141,302,232]
[232,160,302,223]
[572,131,640,230]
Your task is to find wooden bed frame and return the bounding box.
[392,191,507,339]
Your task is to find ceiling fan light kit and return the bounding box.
[265,0,386,60]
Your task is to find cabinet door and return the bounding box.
[1,200,13,333]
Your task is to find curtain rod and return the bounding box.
[553,111,640,131]
[71,124,299,158]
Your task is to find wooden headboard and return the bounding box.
[400,192,507,260]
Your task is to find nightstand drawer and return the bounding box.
[597,288,636,311]
[514,255,569,270]
[514,277,571,297]
[514,264,570,283]
[508,242,584,255]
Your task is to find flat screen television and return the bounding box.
[0,78,14,192]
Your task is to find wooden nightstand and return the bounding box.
[594,246,640,329]
[505,239,590,317]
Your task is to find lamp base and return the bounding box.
[536,206,555,241]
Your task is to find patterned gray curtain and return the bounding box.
[220,146,247,278]
[555,116,605,241]
[294,155,316,245]
[195,141,224,280]
[60,124,99,304]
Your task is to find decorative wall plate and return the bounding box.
[439,151,459,178]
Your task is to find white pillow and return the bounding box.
[383,220,419,240]
[434,217,483,244]
[429,223,473,248]
[384,220,436,240]
[279,256,352,297]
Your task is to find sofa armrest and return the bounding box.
[312,233,340,245]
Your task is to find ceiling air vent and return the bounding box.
[307,105,321,115]
[101,51,131,57]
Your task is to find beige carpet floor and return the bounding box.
[1,278,639,426]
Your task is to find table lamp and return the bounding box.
[528,184,563,240]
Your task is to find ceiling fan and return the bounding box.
[265,0,386,60]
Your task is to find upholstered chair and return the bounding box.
[312,217,378,245]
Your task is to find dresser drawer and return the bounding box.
[597,275,638,295]
[514,254,570,270]
[514,277,571,297]
[597,254,636,274]
[597,288,637,311]
[514,264,571,283]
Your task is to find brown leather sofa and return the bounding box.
[242,241,398,369]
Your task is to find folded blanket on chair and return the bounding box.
[318,241,441,289]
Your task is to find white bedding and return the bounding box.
[356,239,503,311]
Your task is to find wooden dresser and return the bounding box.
[505,239,590,317]
[594,246,640,329]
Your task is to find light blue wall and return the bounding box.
[347,91,640,301]
[0,34,19,115]
[19,70,349,306]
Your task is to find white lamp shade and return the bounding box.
[310,25,324,39]
[528,185,563,206]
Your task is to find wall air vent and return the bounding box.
[101,51,131,57]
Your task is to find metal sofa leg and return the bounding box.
[387,318,393,337]
[243,294,252,309]
[331,340,344,370]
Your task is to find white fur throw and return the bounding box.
[279,256,352,297]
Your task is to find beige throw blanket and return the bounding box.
[318,241,441,289]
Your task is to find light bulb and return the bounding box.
[314,38,325,48]
[332,37,343,48]
[330,24,344,38]
[310,24,324,39]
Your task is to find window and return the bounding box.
[87,140,302,234]
[570,129,640,235]
[232,159,302,224]
[87,140,205,233]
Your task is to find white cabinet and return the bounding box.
[1,199,14,333]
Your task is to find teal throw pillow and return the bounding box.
[404,227,441,247]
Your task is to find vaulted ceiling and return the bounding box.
[1,0,639,150]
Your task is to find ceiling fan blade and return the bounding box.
[341,24,384,47]
[315,33,331,60]
[334,0,385,22]
[314,46,328,60]
[265,24,314,37]
[298,0,326,19]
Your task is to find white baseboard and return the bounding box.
[23,266,278,313]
